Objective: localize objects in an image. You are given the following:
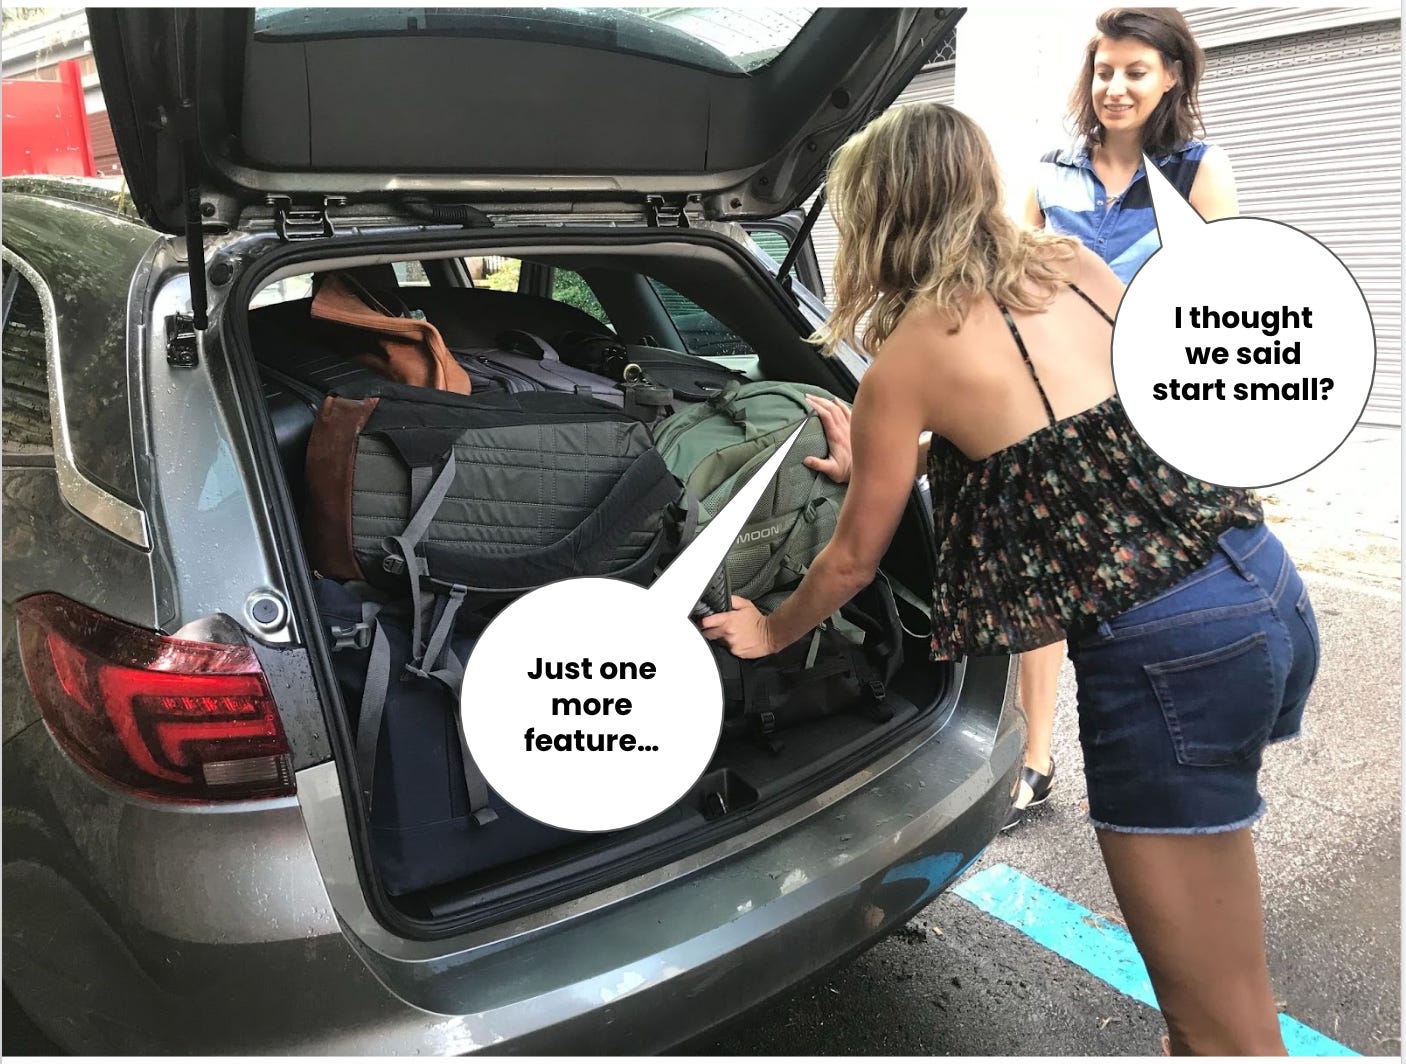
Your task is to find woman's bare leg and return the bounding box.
[1096,827,1286,1055]
[1015,640,1063,804]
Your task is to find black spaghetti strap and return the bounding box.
[1068,282,1116,325]
[996,301,1057,426]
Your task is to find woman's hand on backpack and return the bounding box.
[700,597,776,659]
[803,396,853,484]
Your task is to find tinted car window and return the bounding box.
[648,279,755,358]
[2,266,53,450]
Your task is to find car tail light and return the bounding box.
[15,593,295,802]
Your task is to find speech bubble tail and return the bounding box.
[1142,153,1206,249]
[650,421,809,617]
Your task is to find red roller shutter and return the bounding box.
[86,109,123,177]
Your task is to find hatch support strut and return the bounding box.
[172,10,209,334]
[777,189,826,294]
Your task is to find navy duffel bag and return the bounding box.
[315,578,585,896]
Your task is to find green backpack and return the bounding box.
[653,380,847,603]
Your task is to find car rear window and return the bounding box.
[252,7,818,75]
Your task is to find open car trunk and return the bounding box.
[234,226,958,930]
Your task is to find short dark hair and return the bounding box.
[1069,8,1206,156]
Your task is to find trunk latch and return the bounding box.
[270,195,348,241]
[165,313,199,368]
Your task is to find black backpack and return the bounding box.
[712,578,904,753]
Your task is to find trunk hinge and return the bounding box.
[645,194,695,228]
[269,195,348,242]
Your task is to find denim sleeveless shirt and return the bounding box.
[1034,138,1209,283]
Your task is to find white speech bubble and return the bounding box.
[459,422,808,833]
[1112,155,1375,489]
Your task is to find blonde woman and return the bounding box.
[703,103,1317,1055]
[1012,8,1241,830]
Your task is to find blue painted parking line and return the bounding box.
[953,863,1359,1057]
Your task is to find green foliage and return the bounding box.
[479,258,521,293]
[551,269,612,326]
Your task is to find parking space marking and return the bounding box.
[954,863,1359,1056]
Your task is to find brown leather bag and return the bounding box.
[309,273,472,395]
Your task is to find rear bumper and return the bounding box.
[3,657,1021,1054]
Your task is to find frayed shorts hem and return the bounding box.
[1087,798,1267,835]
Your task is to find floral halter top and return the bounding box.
[926,285,1263,661]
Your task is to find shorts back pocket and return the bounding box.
[1145,631,1277,767]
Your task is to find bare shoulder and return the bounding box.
[1199,142,1235,175]
[1068,243,1125,316]
[875,308,964,380]
[1190,143,1239,221]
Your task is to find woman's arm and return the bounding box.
[700,359,927,658]
[1023,185,1046,229]
[1189,144,1239,221]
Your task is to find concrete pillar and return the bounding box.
[953,5,1108,219]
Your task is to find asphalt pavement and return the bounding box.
[698,424,1402,1056]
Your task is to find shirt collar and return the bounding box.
[1055,136,1193,170]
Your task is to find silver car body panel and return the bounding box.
[141,262,298,643]
[2,244,149,549]
[4,653,1019,1054]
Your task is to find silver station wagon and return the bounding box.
[2,7,1023,1053]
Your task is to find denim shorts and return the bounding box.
[1067,523,1320,834]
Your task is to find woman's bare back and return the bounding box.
[885,246,1124,462]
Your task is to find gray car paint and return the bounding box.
[4,650,1020,1054]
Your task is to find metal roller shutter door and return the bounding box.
[86,109,122,177]
[808,62,956,304]
[1199,22,1402,425]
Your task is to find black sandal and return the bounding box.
[1002,757,1055,830]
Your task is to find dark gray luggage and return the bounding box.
[457,330,675,423]
[304,382,684,608]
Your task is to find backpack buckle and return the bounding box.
[382,554,428,577]
[865,677,887,702]
[329,621,373,651]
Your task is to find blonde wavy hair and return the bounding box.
[812,102,1079,355]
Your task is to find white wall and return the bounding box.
[953,4,1109,219]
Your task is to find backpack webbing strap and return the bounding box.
[382,450,458,665]
[347,599,497,827]
[451,686,498,827]
[354,604,389,813]
[879,570,935,640]
[406,584,468,685]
